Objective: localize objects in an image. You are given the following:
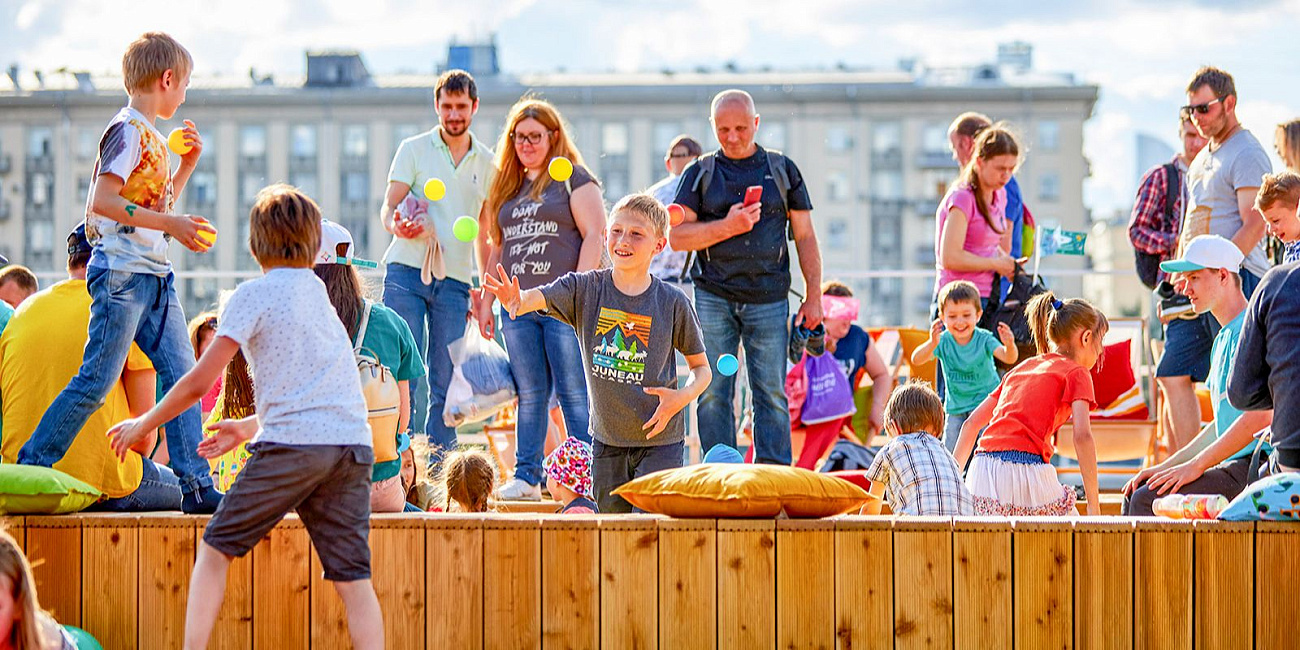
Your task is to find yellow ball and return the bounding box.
[423,178,447,202]
[198,229,217,247]
[548,157,573,182]
[167,128,191,156]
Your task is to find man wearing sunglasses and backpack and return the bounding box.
[1158,66,1273,453]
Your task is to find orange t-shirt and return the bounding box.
[977,353,1096,462]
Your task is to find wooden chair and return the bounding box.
[1055,317,1160,475]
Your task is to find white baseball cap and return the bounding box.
[1159,234,1244,273]
[315,219,377,268]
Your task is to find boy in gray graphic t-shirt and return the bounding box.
[484,194,712,512]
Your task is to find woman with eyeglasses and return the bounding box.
[480,97,603,500]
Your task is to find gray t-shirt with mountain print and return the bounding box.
[539,270,705,446]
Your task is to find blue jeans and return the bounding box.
[382,263,471,458]
[694,289,791,465]
[91,459,182,511]
[17,267,212,493]
[499,310,591,486]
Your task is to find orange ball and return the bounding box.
[667,203,686,227]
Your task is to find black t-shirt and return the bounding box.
[673,146,814,303]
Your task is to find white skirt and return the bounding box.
[966,453,1076,516]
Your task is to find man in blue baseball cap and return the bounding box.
[1123,234,1273,514]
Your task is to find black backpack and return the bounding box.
[678,149,794,281]
[1133,163,1179,290]
[979,263,1049,369]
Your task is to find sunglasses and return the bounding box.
[1180,96,1226,118]
[510,130,551,146]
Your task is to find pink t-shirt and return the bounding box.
[934,184,1009,298]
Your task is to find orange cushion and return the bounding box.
[612,464,872,518]
[1090,340,1150,420]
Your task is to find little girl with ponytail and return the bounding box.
[952,291,1108,515]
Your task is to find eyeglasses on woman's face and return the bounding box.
[511,130,551,146]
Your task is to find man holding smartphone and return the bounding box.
[671,89,821,466]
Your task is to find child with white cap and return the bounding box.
[314,219,426,513]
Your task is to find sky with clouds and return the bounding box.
[4,0,1299,217]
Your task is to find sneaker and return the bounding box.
[182,485,224,514]
[497,477,542,501]
[788,323,811,364]
[805,323,826,357]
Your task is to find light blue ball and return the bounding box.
[717,353,739,376]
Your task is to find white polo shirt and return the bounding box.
[384,126,495,283]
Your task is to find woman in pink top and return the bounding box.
[934,125,1021,309]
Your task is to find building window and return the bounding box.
[30,173,51,206]
[27,128,52,158]
[239,174,263,206]
[827,171,850,203]
[1039,172,1061,202]
[601,123,629,156]
[343,171,369,203]
[826,218,849,250]
[872,171,903,201]
[603,171,628,202]
[343,125,369,158]
[26,220,54,254]
[289,171,319,199]
[77,175,92,202]
[291,125,318,158]
[761,122,786,151]
[240,125,266,158]
[77,127,99,160]
[393,123,421,144]
[1038,121,1060,153]
[826,125,853,153]
[651,122,683,176]
[922,123,948,154]
[871,122,901,154]
[189,172,217,207]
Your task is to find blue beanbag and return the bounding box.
[1218,472,1300,521]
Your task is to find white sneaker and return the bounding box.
[497,477,542,501]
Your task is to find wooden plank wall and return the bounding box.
[10,513,1297,649]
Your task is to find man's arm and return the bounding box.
[789,209,823,328]
[667,202,760,251]
[1228,287,1274,411]
[381,181,427,239]
[1232,187,1267,258]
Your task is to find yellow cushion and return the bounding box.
[612,464,872,518]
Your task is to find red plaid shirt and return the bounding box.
[1128,156,1187,256]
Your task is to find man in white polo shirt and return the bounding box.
[1123,235,1273,515]
[379,69,495,462]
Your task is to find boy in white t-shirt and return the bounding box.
[108,185,383,649]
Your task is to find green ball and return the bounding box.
[453,215,479,242]
[64,625,104,650]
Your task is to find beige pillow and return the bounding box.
[612,463,871,518]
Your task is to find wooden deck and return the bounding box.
[7,513,1297,649]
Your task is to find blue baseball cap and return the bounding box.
[397,432,411,455]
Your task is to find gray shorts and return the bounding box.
[203,442,375,582]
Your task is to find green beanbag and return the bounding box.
[0,465,103,514]
[1219,472,1300,521]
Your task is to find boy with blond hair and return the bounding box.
[484,193,712,512]
[1255,171,1300,264]
[109,185,383,649]
[17,31,221,512]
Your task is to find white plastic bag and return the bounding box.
[443,321,517,427]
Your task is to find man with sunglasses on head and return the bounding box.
[1158,66,1273,454]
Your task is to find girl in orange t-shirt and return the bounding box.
[953,291,1107,516]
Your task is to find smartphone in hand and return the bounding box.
[743,185,763,207]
